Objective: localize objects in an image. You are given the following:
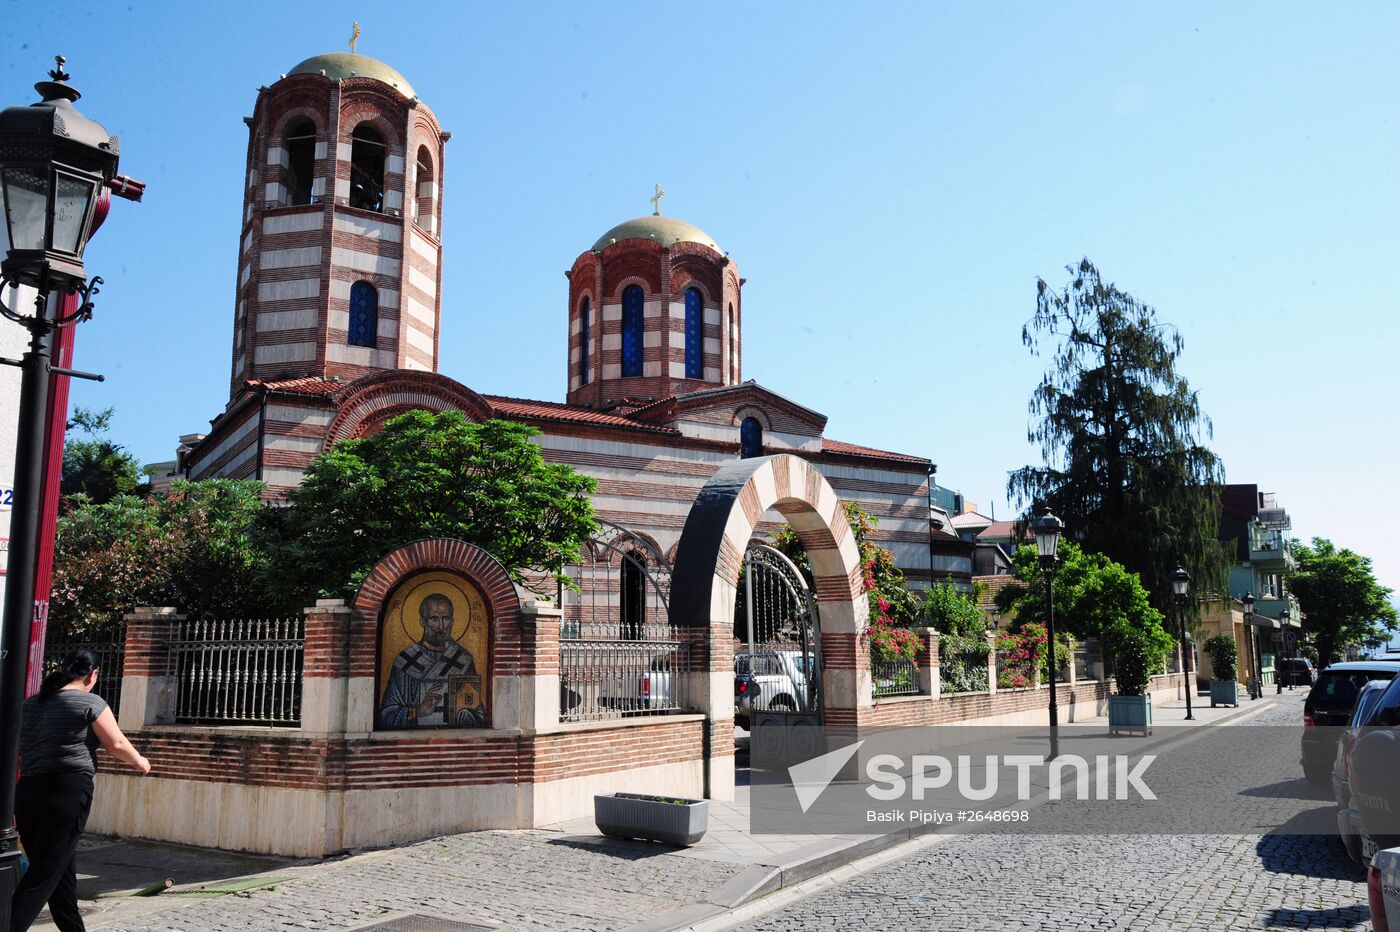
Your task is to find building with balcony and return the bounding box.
[1220,484,1301,685]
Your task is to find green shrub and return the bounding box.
[1204,635,1238,682]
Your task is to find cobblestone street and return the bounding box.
[751,691,1371,931]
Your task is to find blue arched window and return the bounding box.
[348,281,378,348]
[684,288,703,379]
[579,296,591,385]
[622,284,644,377]
[740,417,763,459]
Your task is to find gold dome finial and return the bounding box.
[649,182,665,216]
[349,21,361,54]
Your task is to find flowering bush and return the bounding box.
[996,624,1048,689]
[866,559,921,661]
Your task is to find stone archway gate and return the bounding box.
[672,454,871,799]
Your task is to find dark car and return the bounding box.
[1302,661,1400,785]
[1278,657,1316,686]
[1334,678,1397,863]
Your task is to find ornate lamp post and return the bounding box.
[1279,606,1292,693]
[1242,592,1258,700]
[1031,508,1063,759]
[0,57,119,919]
[1171,565,1194,720]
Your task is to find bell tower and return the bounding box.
[228,49,446,397]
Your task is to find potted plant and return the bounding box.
[594,792,709,846]
[1204,635,1240,708]
[1107,623,1154,735]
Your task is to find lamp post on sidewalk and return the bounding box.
[1032,508,1063,759]
[1242,592,1258,700]
[1171,565,1194,720]
[0,57,119,925]
[1279,606,1292,693]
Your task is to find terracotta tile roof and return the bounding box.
[976,520,1021,541]
[248,377,340,396]
[820,438,929,465]
[974,573,1018,609]
[483,395,679,433]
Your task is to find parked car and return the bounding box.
[734,673,756,728]
[598,657,675,713]
[1277,657,1316,686]
[1333,678,1396,864]
[1301,660,1400,785]
[735,649,814,717]
[1369,846,1400,932]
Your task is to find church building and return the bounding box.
[180,49,935,582]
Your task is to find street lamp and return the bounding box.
[0,57,118,920]
[1280,606,1292,693]
[1171,565,1194,720]
[1031,507,1064,758]
[1242,592,1258,700]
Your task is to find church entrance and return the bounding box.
[737,543,822,727]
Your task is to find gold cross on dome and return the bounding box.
[349,21,361,54]
[650,182,665,216]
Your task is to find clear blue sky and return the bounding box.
[6,2,1399,599]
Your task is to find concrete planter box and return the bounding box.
[1210,679,1239,708]
[594,793,709,847]
[1108,694,1153,736]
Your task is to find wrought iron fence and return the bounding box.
[167,618,305,727]
[559,637,690,722]
[871,654,919,698]
[556,521,694,723]
[43,629,125,715]
[940,634,990,694]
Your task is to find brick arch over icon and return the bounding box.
[671,454,870,724]
[326,370,495,443]
[349,538,525,688]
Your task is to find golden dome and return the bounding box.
[287,53,415,98]
[592,216,721,252]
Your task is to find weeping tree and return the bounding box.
[1008,258,1231,615]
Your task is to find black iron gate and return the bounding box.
[737,543,821,727]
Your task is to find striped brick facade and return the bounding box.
[229,64,444,395]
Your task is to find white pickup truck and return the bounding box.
[735,649,814,725]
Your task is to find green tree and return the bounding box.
[921,580,985,636]
[49,479,272,638]
[1288,537,1397,668]
[61,406,145,504]
[267,412,598,604]
[1008,258,1231,615]
[995,541,1174,675]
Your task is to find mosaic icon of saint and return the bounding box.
[379,593,486,728]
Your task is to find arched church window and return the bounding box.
[348,281,378,348]
[579,296,591,385]
[414,145,435,230]
[740,417,763,459]
[349,124,386,212]
[622,284,644,377]
[285,120,317,206]
[620,552,646,639]
[684,288,703,380]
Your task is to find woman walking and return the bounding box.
[10,650,150,932]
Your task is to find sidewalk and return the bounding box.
[37,691,1281,931]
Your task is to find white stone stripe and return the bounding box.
[257,278,319,302]
[331,246,398,276]
[260,246,322,270]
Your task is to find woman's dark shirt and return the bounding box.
[19,690,107,777]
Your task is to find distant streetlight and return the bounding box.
[1280,606,1292,693]
[1242,592,1258,700]
[1171,565,1194,720]
[1032,508,1064,759]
